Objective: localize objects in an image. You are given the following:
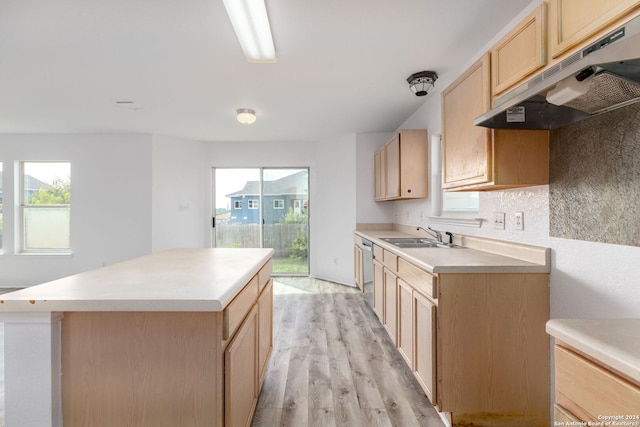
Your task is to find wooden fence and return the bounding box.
[215,223,307,258]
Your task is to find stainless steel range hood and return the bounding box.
[475,14,640,130]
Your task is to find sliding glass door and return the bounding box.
[213,168,309,275]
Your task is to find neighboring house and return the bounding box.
[226,171,308,225]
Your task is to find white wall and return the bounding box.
[204,137,357,285]
[376,0,640,319]
[151,135,207,252]
[0,134,153,286]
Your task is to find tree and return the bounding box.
[280,207,307,224]
[29,177,71,205]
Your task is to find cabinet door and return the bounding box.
[373,259,384,320]
[398,130,428,199]
[549,0,640,58]
[258,279,273,387]
[442,52,492,189]
[225,305,258,427]
[491,3,546,96]
[385,134,400,199]
[414,291,436,405]
[384,269,398,344]
[397,279,414,368]
[374,148,386,200]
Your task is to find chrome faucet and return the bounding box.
[417,226,443,243]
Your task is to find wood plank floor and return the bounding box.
[251,277,444,427]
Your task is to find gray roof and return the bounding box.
[0,174,48,191]
[226,171,308,198]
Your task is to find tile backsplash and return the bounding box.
[550,102,640,247]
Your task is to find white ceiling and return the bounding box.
[0,0,532,142]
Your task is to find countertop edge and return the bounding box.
[355,229,550,274]
[546,318,640,385]
[0,248,274,313]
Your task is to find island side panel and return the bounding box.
[61,311,224,427]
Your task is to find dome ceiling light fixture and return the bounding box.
[407,71,438,96]
[236,108,257,125]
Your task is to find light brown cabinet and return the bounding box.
[397,279,414,368]
[554,343,640,422]
[491,3,546,98]
[549,0,640,59]
[374,148,386,200]
[367,240,550,426]
[442,52,550,191]
[383,269,398,344]
[413,289,436,404]
[374,130,428,200]
[225,304,258,427]
[61,257,273,427]
[258,279,273,386]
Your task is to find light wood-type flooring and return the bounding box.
[251,277,444,427]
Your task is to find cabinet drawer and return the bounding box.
[258,259,272,293]
[224,276,259,340]
[555,345,640,420]
[397,258,436,300]
[382,250,398,272]
[373,245,384,261]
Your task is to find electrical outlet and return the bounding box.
[493,212,505,230]
[515,212,524,231]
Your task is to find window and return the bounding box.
[234,200,242,209]
[21,162,71,252]
[248,199,259,209]
[273,199,284,209]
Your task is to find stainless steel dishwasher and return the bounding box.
[362,239,374,307]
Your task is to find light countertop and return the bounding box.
[0,248,274,312]
[355,228,550,274]
[546,318,640,384]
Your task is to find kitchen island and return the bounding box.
[0,248,274,427]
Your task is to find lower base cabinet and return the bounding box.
[384,269,398,343]
[258,279,274,385]
[397,279,414,367]
[61,260,273,427]
[554,343,640,422]
[413,290,436,404]
[225,305,259,427]
[370,248,549,427]
[227,278,274,427]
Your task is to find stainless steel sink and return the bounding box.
[380,237,457,248]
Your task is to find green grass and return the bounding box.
[272,257,308,274]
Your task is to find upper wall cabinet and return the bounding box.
[549,0,640,59]
[442,53,550,191]
[374,130,428,201]
[491,3,547,98]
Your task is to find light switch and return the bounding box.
[493,212,505,230]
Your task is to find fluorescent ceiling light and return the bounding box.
[223,0,277,63]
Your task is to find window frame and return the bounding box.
[248,199,259,209]
[20,161,72,254]
[273,199,284,209]
[233,200,242,209]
